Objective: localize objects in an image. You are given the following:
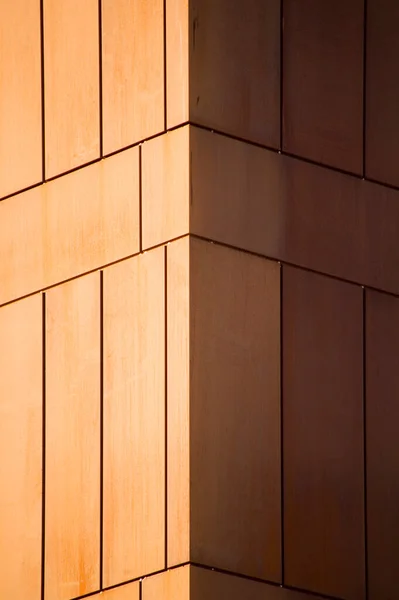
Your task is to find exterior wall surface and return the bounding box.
[1,2,399,600]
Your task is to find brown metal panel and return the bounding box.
[103,247,165,586]
[190,0,280,147]
[0,295,42,600]
[102,0,164,154]
[190,127,399,296]
[142,566,190,600]
[0,0,41,198]
[166,0,189,128]
[142,127,190,249]
[190,239,281,581]
[45,274,100,600]
[283,266,365,600]
[366,0,399,187]
[191,566,327,600]
[167,238,190,566]
[283,0,364,173]
[44,0,99,177]
[0,147,139,306]
[366,290,399,600]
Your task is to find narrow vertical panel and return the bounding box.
[366,0,399,187]
[142,565,190,600]
[190,239,281,581]
[103,247,165,585]
[283,0,364,173]
[167,237,190,566]
[190,0,280,147]
[45,274,100,600]
[366,291,399,600]
[283,267,364,600]
[166,0,189,128]
[44,0,99,178]
[0,296,42,600]
[102,0,164,154]
[0,0,41,198]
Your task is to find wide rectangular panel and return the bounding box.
[167,238,190,566]
[92,581,140,600]
[190,239,281,580]
[44,0,99,177]
[166,0,189,128]
[191,566,327,600]
[283,0,364,173]
[0,0,41,198]
[366,0,399,186]
[0,295,42,600]
[191,128,399,296]
[0,147,139,306]
[45,274,100,600]
[366,290,399,600]
[102,0,164,154]
[283,267,364,600]
[103,247,165,585]
[190,0,280,147]
[142,127,190,249]
[143,565,190,600]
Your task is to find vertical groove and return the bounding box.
[164,245,168,569]
[98,0,104,157]
[40,0,46,180]
[100,271,104,589]
[41,293,46,600]
[139,579,143,600]
[279,0,284,151]
[362,0,368,177]
[279,263,285,585]
[362,287,369,599]
[139,145,143,253]
[163,0,167,130]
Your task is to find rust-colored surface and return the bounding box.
[142,565,190,600]
[0,295,42,600]
[0,0,41,198]
[190,239,281,581]
[366,0,399,186]
[103,248,165,585]
[44,0,99,177]
[366,290,399,600]
[166,0,189,128]
[283,0,364,173]
[45,274,100,600]
[283,266,365,600]
[102,0,164,154]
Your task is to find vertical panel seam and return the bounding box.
[279,263,285,585]
[100,271,104,589]
[41,292,46,600]
[362,287,369,599]
[362,0,368,178]
[164,245,168,569]
[139,145,143,253]
[99,0,103,157]
[40,0,46,180]
[163,0,167,130]
[279,0,284,151]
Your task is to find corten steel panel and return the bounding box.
[45,274,100,600]
[0,147,139,306]
[190,128,399,296]
[103,247,165,585]
[142,126,190,249]
[0,295,42,600]
[366,0,399,187]
[0,0,41,199]
[91,582,140,600]
[191,566,327,600]
[166,0,189,128]
[143,565,190,600]
[366,290,399,600]
[44,0,99,177]
[283,0,364,173]
[190,0,280,147]
[102,0,164,154]
[167,238,190,566]
[190,239,281,580]
[283,266,365,600]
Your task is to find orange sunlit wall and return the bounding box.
[1,2,399,600]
